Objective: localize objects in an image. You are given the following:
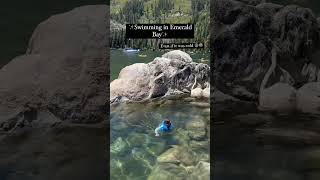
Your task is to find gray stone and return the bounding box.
[0,5,108,126]
[259,83,296,112]
[110,50,210,104]
[297,82,320,114]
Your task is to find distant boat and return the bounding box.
[123,48,140,53]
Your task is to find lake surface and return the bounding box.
[110,97,210,180]
[213,101,320,180]
[110,49,210,81]
[110,49,210,179]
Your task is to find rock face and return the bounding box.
[212,0,320,101]
[297,82,320,114]
[259,83,297,112]
[0,5,108,130]
[110,50,210,104]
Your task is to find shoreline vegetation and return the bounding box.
[110,0,209,50]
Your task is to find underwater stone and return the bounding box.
[186,120,207,141]
[147,141,166,156]
[111,121,128,131]
[157,146,198,166]
[147,163,188,180]
[190,161,210,180]
[126,133,147,147]
[111,137,128,155]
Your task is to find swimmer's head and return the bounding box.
[165,118,171,128]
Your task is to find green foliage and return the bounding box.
[110,0,209,49]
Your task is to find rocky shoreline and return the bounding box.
[0,5,108,134]
[110,50,210,105]
[212,0,320,114]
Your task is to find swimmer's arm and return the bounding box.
[155,126,161,136]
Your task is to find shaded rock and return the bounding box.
[0,5,108,126]
[259,83,296,112]
[213,88,239,103]
[297,82,320,114]
[212,0,320,101]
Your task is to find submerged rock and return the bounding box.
[147,163,188,180]
[189,161,210,180]
[111,137,128,155]
[186,119,207,141]
[157,146,198,166]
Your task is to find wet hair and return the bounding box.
[165,118,171,127]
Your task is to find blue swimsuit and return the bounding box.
[155,121,174,135]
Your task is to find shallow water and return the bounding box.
[213,101,320,180]
[110,97,210,180]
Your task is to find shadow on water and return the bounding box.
[0,124,107,180]
[213,101,320,180]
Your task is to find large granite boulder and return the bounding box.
[0,5,108,131]
[110,50,210,104]
[212,0,320,101]
[297,82,320,114]
[259,83,297,112]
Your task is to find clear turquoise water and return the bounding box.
[110,98,210,180]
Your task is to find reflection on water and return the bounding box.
[213,101,320,180]
[110,97,210,180]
